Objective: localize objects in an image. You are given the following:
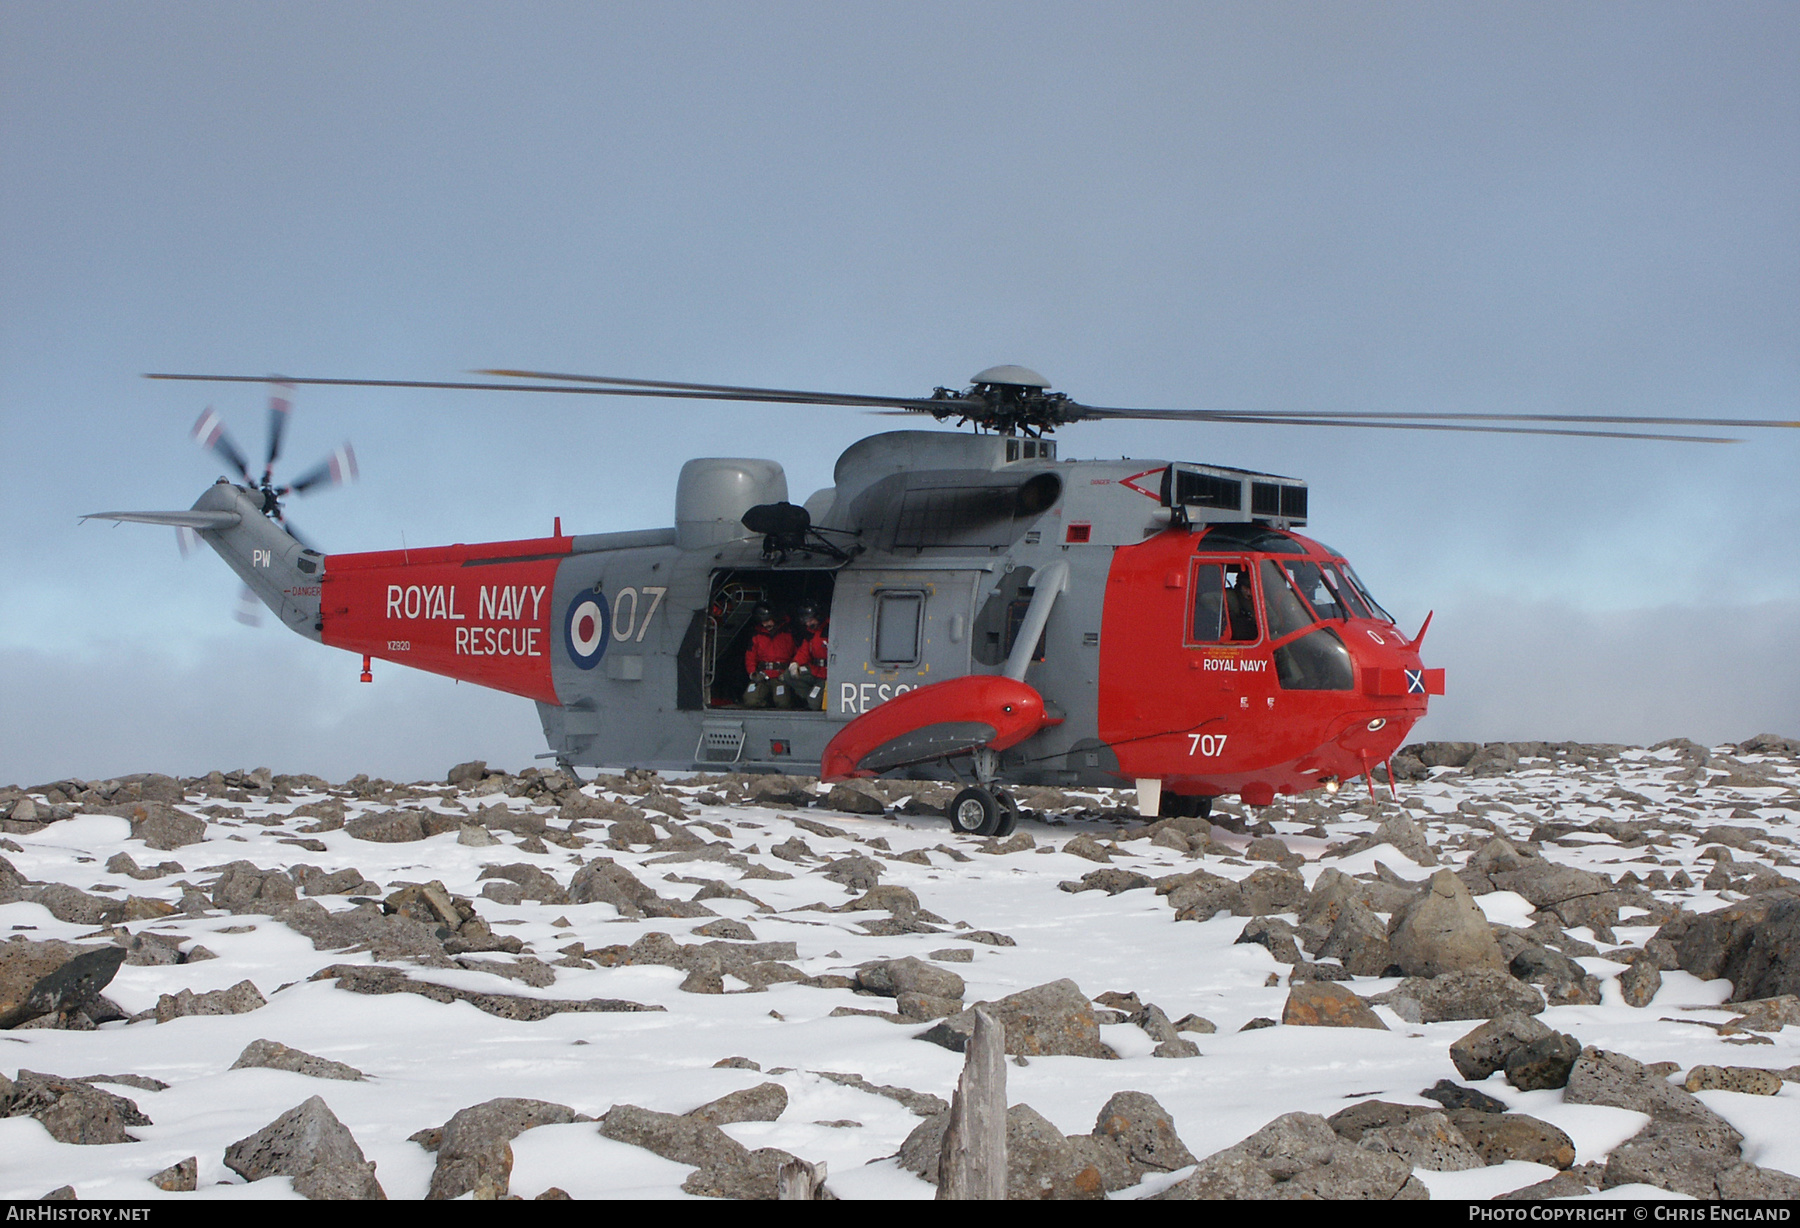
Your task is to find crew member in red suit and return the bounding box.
[782,601,829,709]
[742,604,794,708]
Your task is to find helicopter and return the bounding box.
[87,365,1793,837]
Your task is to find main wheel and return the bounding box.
[993,790,1021,837]
[1158,792,1214,820]
[948,786,1004,836]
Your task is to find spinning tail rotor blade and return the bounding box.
[233,585,263,627]
[262,380,294,483]
[282,443,358,496]
[191,407,253,482]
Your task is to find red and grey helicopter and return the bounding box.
[89,366,1789,836]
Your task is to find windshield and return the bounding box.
[1260,559,1316,640]
[1339,562,1394,624]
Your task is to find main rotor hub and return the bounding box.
[928,365,1076,437]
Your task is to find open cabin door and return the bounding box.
[829,570,979,719]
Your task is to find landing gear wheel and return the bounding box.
[948,786,1005,837]
[993,790,1021,838]
[1158,792,1213,820]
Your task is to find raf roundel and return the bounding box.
[565,591,611,670]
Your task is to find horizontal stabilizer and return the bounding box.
[82,509,243,530]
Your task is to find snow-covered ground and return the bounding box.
[0,740,1795,1200]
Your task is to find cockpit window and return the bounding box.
[1198,523,1307,554]
[1191,562,1259,643]
[1260,559,1316,639]
[1340,563,1394,624]
[1281,560,1350,621]
[1318,564,1370,619]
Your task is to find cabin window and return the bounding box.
[1190,561,1259,643]
[874,591,925,666]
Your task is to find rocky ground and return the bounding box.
[0,735,1796,1200]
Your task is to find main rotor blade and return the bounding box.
[1075,403,1800,432]
[148,371,956,412]
[877,405,1735,442]
[1137,414,1736,444]
[190,407,253,483]
[263,380,294,479]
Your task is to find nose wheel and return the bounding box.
[948,786,1020,837]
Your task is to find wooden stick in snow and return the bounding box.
[937,1005,1006,1199]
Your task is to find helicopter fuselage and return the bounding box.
[205,429,1442,803]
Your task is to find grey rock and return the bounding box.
[3,1070,151,1144]
[855,955,965,1000]
[1489,862,1626,938]
[1673,890,1800,1002]
[224,1095,385,1199]
[1683,1065,1785,1096]
[1089,1091,1196,1191]
[1419,1080,1510,1114]
[1313,896,1395,976]
[1326,1099,1431,1142]
[1236,917,1301,965]
[897,1104,1106,1199]
[477,862,569,905]
[1060,867,1152,895]
[917,979,1114,1059]
[1006,1103,1106,1199]
[0,944,128,1029]
[1565,1047,1740,1129]
[319,963,661,1020]
[1235,865,1306,917]
[230,1039,367,1081]
[427,1097,576,1200]
[150,1157,197,1192]
[1448,1110,1576,1169]
[209,861,299,914]
[343,810,427,842]
[598,1101,751,1169]
[1281,981,1389,1030]
[1154,1111,1425,1200]
[153,979,266,1023]
[1620,955,1663,1007]
[1387,869,1506,977]
[1715,1162,1800,1200]
[25,884,121,925]
[1375,970,1546,1023]
[897,992,964,1021]
[1508,942,1604,1006]
[1504,1031,1582,1090]
[688,1082,787,1126]
[447,760,488,787]
[1164,869,1245,922]
[567,857,657,916]
[1449,1013,1555,1081]
[115,800,207,851]
[1062,834,1112,863]
[824,783,885,815]
[278,898,458,963]
[1357,1110,1484,1171]
[1603,1117,1745,1199]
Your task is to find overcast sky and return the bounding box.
[3,2,1796,784]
